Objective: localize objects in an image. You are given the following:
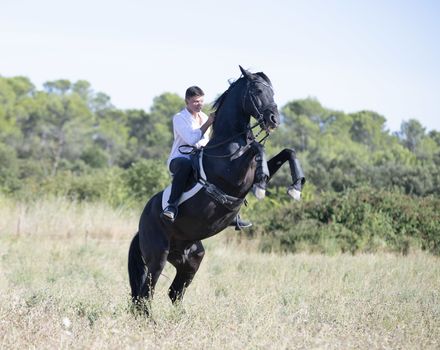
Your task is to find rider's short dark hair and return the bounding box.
[185,86,204,100]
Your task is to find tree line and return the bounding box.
[1,75,439,254]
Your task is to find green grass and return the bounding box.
[0,198,439,349]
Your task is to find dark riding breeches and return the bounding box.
[168,157,193,205]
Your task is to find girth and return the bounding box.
[202,182,244,210]
[191,149,244,211]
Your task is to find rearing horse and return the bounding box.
[128,66,305,313]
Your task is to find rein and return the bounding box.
[178,122,269,160]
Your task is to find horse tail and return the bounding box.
[128,232,145,300]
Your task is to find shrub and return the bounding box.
[254,187,440,255]
[122,159,170,202]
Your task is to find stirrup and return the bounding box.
[231,215,252,231]
[161,205,178,223]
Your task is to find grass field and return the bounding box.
[1,198,439,349]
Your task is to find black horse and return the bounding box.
[128,66,305,313]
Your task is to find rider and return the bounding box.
[161,86,252,229]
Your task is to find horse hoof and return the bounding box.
[253,185,266,200]
[287,186,301,201]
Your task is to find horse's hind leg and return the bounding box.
[128,232,145,302]
[130,227,169,315]
[167,240,205,303]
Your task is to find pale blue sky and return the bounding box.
[1,0,439,132]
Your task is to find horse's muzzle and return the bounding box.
[264,108,280,131]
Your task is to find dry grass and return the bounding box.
[0,198,439,349]
[0,196,138,239]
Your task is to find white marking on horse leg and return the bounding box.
[287,185,301,201]
[254,186,266,200]
[183,249,189,263]
[183,244,198,263]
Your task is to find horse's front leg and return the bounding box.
[253,143,270,200]
[267,148,306,200]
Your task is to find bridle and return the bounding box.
[243,78,277,136]
[179,76,277,159]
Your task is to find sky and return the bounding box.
[1,0,439,132]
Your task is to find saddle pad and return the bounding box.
[161,183,204,210]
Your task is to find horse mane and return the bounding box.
[212,79,239,113]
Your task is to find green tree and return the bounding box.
[0,143,20,193]
[279,98,324,151]
[349,110,388,151]
[0,76,33,142]
[14,81,94,175]
[147,92,185,158]
[399,119,426,152]
[72,80,92,103]
[43,79,71,95]
[94,108,130,167]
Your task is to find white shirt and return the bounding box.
[167,108,210,168]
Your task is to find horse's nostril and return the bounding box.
[270,114,278,125]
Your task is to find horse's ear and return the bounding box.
[239,65,251,79]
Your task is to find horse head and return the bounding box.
[239,65,280,133]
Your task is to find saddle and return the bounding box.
[161,149,244,211]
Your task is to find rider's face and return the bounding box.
[186,95,204,115]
